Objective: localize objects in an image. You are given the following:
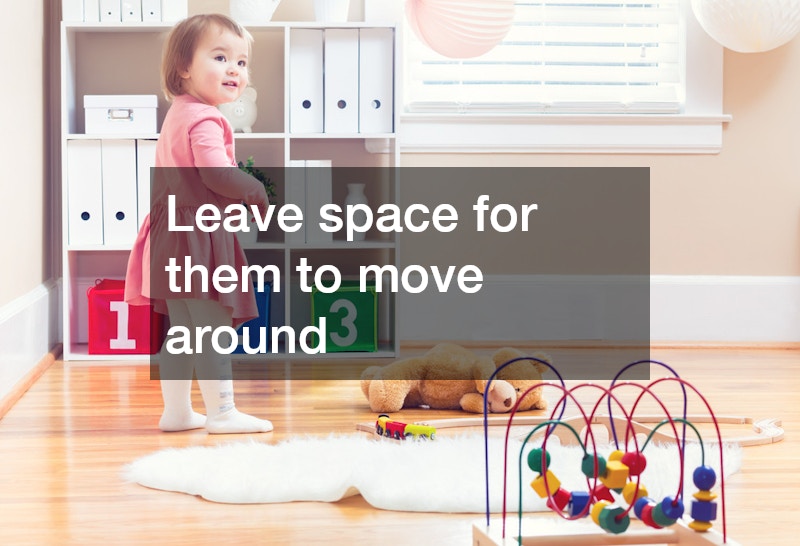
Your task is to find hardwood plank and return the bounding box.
[0,347,796,545]
[0,346,59,420]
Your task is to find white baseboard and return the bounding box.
[398,275,800,343]
[650,275,800,342]
[0,281,60,401]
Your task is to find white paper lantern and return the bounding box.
[691,0,800,53]
[229,0,281,24]
[405,0,515,59]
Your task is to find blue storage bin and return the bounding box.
[234,281,271,354]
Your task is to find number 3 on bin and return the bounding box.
[329,299,357,347]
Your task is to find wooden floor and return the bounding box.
[0,346,797,545]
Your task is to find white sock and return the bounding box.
[198,378,273,434]
[158,379,206,432]
[184,298,272,434]
[158,302,206,432]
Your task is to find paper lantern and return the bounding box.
[691,0,800,53]
[405,0,515,58]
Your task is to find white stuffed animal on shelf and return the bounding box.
[218,86,258,133]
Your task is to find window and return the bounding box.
[396,0,729,153]
[406,0,682,114]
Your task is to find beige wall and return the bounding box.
[0,1,50,308]
[3,0,798,312]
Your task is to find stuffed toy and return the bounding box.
[360,343,549,414]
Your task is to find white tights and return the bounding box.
[158,298,272,434]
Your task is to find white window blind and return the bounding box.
[404,0,683,114]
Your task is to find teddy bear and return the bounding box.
[360,343,549,414]
[218,86,258,133]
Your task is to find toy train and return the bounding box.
[375,414,436,440]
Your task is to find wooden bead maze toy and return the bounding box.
[472,358,748,546]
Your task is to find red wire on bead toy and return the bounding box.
[500,383,601,537]
[482,356,566,530]
[590,382,687,515]
[628,376,728,542]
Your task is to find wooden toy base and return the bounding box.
[473,517,741,546]
[357,413,784,446]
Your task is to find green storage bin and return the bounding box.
[311,280,377,352]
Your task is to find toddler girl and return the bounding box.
[125,14,272,434]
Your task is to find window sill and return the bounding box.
[398,112,733,154]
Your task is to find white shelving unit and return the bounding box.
[60,21,400,361]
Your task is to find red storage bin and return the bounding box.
[87,279,162,355]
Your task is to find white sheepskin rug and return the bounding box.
[122,435,741,513]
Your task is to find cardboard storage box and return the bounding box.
[84,94,157,134]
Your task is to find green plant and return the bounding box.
[237,156,277,204]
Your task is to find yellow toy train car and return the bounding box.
[375,414,436,440]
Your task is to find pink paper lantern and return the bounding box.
[405,0,516,59]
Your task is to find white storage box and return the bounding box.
[84,95,158,135]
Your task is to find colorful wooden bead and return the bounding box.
[651,502,678,527]
[546,487,571,511]
[693,465,717,490]
[640,503,663,529]
[608,450,624,462]
[693,489,718,502]
[622,481,648,505]
[527,447,550,473]
[598,506,631,534]
[690,499,718,522]
[660,496,685,519]
[591,500,611,526]
[599,460,630,489]
[531,469,562,498]
[591,483,615,503]
[581,453,606,478]
[568,491,591,518]
[633,496,653,519]
[621,451,647,476]
[689,520,713,532]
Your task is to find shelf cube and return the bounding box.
[234,281,272,354]
[311,280,377,352]
[87,279,162,354]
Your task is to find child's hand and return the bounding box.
[250,191,269,219]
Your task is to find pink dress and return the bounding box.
[125,94,266,327]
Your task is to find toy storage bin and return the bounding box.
[87,279,162,354]
[311,280,377,352]
[234,281,272,354]
[84,94,158,134]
